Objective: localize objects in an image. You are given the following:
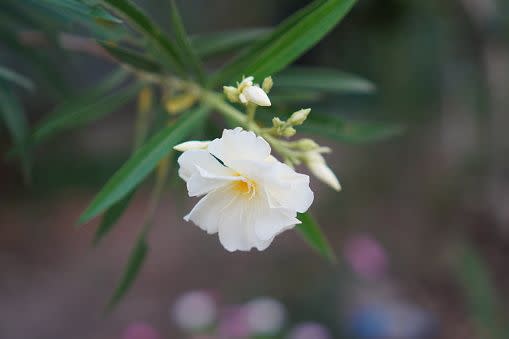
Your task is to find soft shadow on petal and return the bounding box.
[185,187,238,234]
[178,150,232,181]
[187,165,240,197]
[253,200,299,241]
[217,194,272,251]
[217,197,252,251]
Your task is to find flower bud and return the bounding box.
[174,140,210,152]
[262,76,273,93]
[295,138,319,151]
[238,76,254,90]
[282,126,296,137]
[272,117,284,128]
[305,152,341,191]
[223,86,239,103]
[226,76,272,106]
[287,108,310,126]
[242,85,271,106]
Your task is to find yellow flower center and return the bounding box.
[232,175,256,198]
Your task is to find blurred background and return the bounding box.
[1,0,509,338]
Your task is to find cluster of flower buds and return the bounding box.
[279,136,341,191]
[271,108,311,137]
[223,76,272,107]
[222,75,341,192]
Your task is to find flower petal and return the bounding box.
[178,150,222,181]
[253,203,300,241]
[263,162,314,213]
[208,128,271,168]
[217,194,272,251]
[178,150,238,196]
[184,187,237,234]
[186,168,240,197]
[227,159,314,213]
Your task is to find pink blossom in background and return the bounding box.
[343,234,388,280]
[121,322,162,339]
[287,322,332,339]
[218,306,250,338]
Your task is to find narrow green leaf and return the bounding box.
[100,43,162,73]
[39,0,123,24]
[79,105,209,223]
[100,0,185,73]
[301,114,405,144]
[191,28,271,59]
[93,190,136,245]
[210,0,357,86]
[32,81,139,145]
[0,66,35,91]
[107,230,148,311]
[169,0,205,82]
[296,213,336,262]
[26,0,127,41]
[0,83,31,179]
[275,67,375,94]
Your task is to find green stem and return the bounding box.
[201,91,250,129]
[246,102,257,126]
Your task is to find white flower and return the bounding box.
[177,127,314,251]
[223,76,271,107]
[305,151,341,191]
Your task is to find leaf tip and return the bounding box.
[77,209,95,226]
